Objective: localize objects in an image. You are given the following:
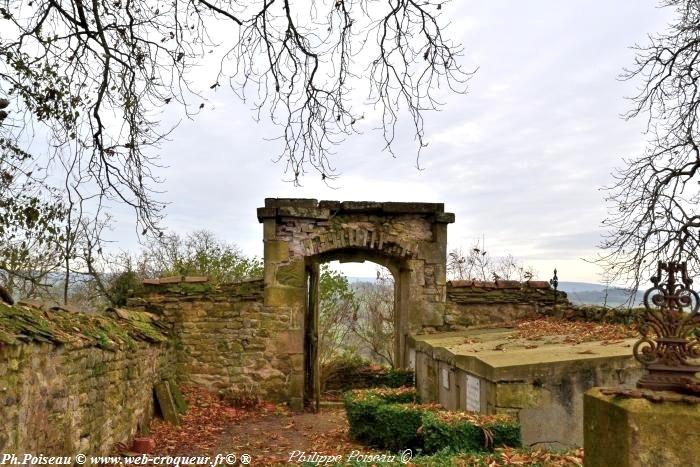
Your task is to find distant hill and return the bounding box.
[348,277,644,307]
[557,282,643,307]
[348,276,377,284]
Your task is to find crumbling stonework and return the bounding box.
[444,280,568,329]
[0,302,174,454]
[258,199,454,409]
[133,279,293,401]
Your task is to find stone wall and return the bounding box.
[0,302,174,455]
[444,280,568,329]
[258,198,455,408]
[133,278,292,401]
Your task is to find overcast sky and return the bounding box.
[107,1,672,284]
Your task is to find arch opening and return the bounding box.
[258,198,454,410]
[303,253,407,409]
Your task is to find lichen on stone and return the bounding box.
[0,301,168,350]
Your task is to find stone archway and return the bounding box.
[258,199,454,409]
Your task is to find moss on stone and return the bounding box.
[0,302,168,350]
[584,388,700,467]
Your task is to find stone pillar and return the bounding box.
[583,387,700,467]
[261,215,307,410]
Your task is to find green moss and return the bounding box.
[0,302,168,350]
[92,360,107,377]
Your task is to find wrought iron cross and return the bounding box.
[634,261,700,393]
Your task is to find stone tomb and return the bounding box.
[410,326,642,448]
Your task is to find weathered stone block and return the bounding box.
[264,241,289,262]
[496,383,542,408]
[584,388,700,467]
[277,206,330,220]
[274,330,304,354]
[263,219,277,240]
[276,261,306,287]
[264,287,305,307]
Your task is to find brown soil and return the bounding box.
[217,408,365,465]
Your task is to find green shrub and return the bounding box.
[372,403,432,450]
[421,411,521,454]
[382,369,415,388]
[344,391,383,442]
[344,388,521,454]
[343,388,419,443]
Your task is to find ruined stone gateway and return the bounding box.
[0,197,641,455]
[258,198,455,409]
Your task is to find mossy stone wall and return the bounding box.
[0,303,174,455]
[134,279,293,401]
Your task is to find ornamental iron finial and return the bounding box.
[550,268,559,305]
[634,261,700,393]
[549,268,559,291]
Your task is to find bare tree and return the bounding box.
[1,0,471,294]
[0,0,471,225]
[317,264,357,373]
[447,240,535,281]
[601,0,700,289]
[350,270,395,367]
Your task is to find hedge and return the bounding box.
[421,411,521,454]
[343,388,521,454]
[343,388,419,444]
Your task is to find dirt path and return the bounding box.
[147,388,368,466]
[218,407,367,465]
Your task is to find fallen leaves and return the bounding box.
[511,317,636,345]
[137,385,586,467]
[441,447,584,467]
[148,386,241,455]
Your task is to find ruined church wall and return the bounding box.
[0,305,175,455]
[134,279,293,401]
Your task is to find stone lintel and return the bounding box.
[265,198,318,208]
[259,199,454,219]
[434,212,456,223]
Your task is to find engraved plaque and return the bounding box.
[465,374,481,412]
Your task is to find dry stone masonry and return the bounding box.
[445,280,567,329]
[0,197,630,454]
[132,278,293,401]
[0,302,175,455]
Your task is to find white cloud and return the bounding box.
[104,0,674,285]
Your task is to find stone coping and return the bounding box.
[142,276,209,285]
[0,300,167,348]
[448,280,551,289]
[257,198,455,223]
[409,327,637,381]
